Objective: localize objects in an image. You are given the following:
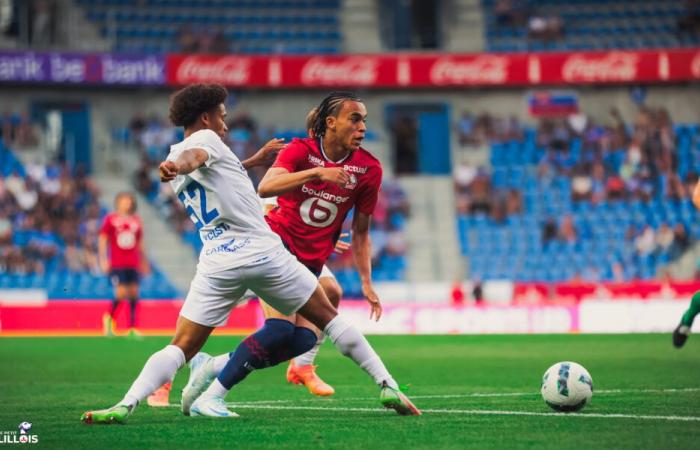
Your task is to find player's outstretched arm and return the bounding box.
[351,212,382,321]
[159,148,209,181]
[241,138,286,169]
[692,179,700,211]
[257,166,350,198]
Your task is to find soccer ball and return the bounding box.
[540,361,593,412]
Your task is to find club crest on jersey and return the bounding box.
[344,173,358,190]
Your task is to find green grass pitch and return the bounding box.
[1,334,700,449]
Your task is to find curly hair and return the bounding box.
[311,91,362,138]
[169,83,228,128]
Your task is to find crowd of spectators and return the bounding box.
[0,110,39,149]
[177,25,230,54]
[457,111,523,148]
[493,0,565,44]
[457,106,693,215]
[455,105,698,281]
[0,160,103,275]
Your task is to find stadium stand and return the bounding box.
[76,0,343,54]
[456,108,700,283]
[483,0,700,52]
[0,139,178,299]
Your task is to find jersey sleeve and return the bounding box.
[187,129,224,167]
[271,141,307,173]
[356,165,383,216]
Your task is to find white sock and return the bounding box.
[323,316,398,389]
[294,337,324,366]
[202,378,230,400]
[211,354,230,374]
[120,345,185,408]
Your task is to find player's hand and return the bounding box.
[159,161,179,182]
[242,138,286,169]
[362,281,382,321]
[255,138,286,164]
[317,167,351,187]
[141,261,151,276]
[100,259,110,274]
[334,233,351,254]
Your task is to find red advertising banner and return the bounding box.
[165,49,700,89]
[166,54,272,87]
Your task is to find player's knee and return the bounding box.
[261,318,296,345]
[324,282,343,307]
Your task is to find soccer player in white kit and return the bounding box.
[80,84,419,424]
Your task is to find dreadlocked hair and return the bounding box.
[311,91,362,138]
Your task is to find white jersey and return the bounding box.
[167,129,283,274]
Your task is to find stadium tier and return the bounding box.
[77,0,342,54]
[0,140,179,299]
[483,0,700,52]
[458,120,700,282]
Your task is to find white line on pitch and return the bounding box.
[224,404,700,422]
[165,387,700,408]
[224,386,700,404]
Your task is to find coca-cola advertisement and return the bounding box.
[409,54,530,86]
[1,48,698,88]
[166,50,699,89]
[282,55,398,87]
[166,54,269,87]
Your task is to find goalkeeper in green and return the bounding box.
[673,179,700,348]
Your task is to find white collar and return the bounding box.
[319,138,351,164]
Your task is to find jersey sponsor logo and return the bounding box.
[301,184,349,204]
[343,164,368,174]
[116,230,137,249]
[299,197,338,228]
[308,154,325,167]
[202,223,230,241]
[344,173,358,190]
[204,237,251,256]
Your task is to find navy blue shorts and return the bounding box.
[110,268,140,285]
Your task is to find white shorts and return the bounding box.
[179,249,318,327]
[240,264,335,300]
[319,264,335,279]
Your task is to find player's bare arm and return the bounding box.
[257,166,351,198]
[241,138,286,169]
[139,239,151,276]
[159,148,209,181]
[97,232,110,273]
[351,211,382,321]
[692,179,700,210]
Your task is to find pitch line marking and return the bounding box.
[219,387,700,404]
[222,404,700,422]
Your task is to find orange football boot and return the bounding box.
[286,360,335,396]
[147,382,172,407]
